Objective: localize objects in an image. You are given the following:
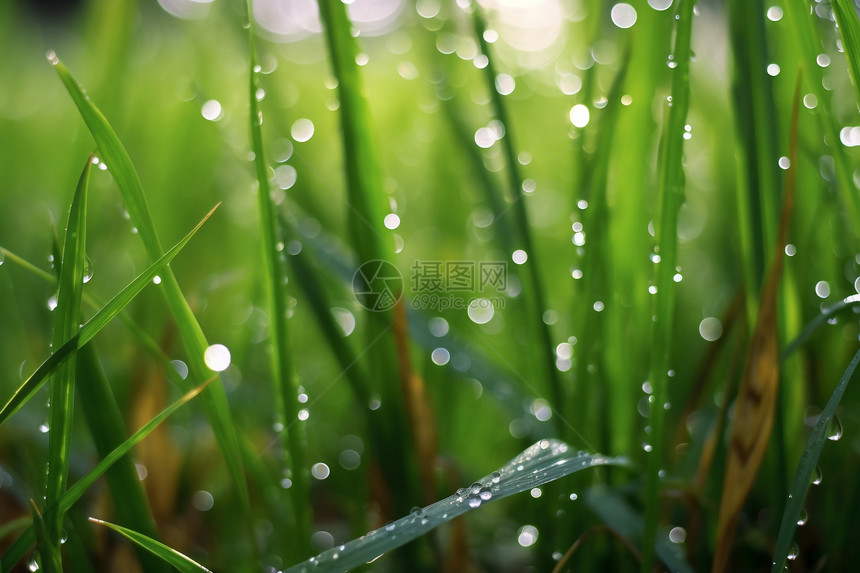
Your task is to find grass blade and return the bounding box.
[832,0,860,110]
[1,379,214,571]
[469,3,561,418]
[0,204,218,426]
[245,0,312,557]
[770,348,860,572]
[585,487,694,573]
[88,518,212,573]
[641,1,695,571]
[76,347,171,573]
[712,76,800,573]
[43,155,90,550]
[317,0,427,517]
[283,440,629,573]
[49,51,252,521]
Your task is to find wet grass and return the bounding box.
[1,1,859,572]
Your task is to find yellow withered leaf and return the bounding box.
[712,76,800,573]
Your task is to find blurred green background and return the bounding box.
[1,0,860,571]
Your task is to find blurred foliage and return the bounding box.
[1,0,859,571]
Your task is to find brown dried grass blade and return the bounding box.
[711,75,800,573]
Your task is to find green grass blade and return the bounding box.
[29,501,62,573]
[244,0,312,557]
[770,348,860,572]
[832,0,860,106]
[0,204,218,426]
[1,379,213,572]
[584,487,694,573]
[44,155,90,548]
[641,1,695,571]
[781,295,860,360]
[317,0,423,518]
[470,3,561,417]
[76,347,171,573]
[283,440,629,573]
[0,246,190,392]
[49,51,252,519]
[88,518,212,573]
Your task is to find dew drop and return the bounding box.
[291,118,315,142]
[811,465,822,485]
[312,462,330,480]
[787,543,799,560]
[467,298,495,324]
[46,50,59,65]
[797,508,808,526]
[204,344,231,372]
[201,99,223,121]
[827,415,843,441]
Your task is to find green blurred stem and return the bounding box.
[470,5,562,421]
[641,1,695,571]
[245,0,313,558]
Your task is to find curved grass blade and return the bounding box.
[244,0,312,556]
[641,1,695,570]
[88,518,212,573]
[770,347,860,572]
[1,379,214,571]
[49,51,251,519]
[0,204,218,426]
[44,155,90,551]
[283,440,629,573]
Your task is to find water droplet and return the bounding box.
[530,487,542,498]
[152,275,162,285]
[312,462,330,480]
[668,526,687,543]
[204,344,231,372]
[170,359,189,380]
[201,99,223,121]
[827,415,843,441]
[47,292,58,311]
[491,471,501,484]
[28,557,40,571]
[192,490,214,511]
[431,347,450,366]
[383,213,400,230]
[811,465,822,485]
[787,543,799,560]
[512,249,528,265]
[778,155,790,169]
[699,317,723,341]
[648,0,672,10]
[611,3,637,28]
[767,63,781,76]
[291,118,315,142]
[46,50,59,65]
[467,298,494,324]
[495,73,515,95]
[517,525,539,547]
[83,257,94,283]
[797,508,808,526]
[569,104,590,128]
[298,409,309,421]
[767,5,783,21]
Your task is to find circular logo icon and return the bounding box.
[352,260,403,311]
